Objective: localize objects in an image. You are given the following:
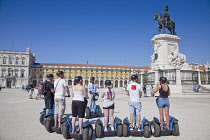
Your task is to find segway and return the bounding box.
[95,116,123,138]
[122,109,150,138]
[85,92,102,119]
[39,108,46,125]
[150,116,179,137]
[61,117,93,140]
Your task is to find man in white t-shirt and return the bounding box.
[126,75,142,131]
[53,71,70,128]
[87,77,98,111]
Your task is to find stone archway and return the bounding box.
[120,80,123,87]
[115,80,118,88]
[124,80,128,87]
[32,80,37,86]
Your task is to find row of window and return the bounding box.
[1,71,25,77]
[2,58,25,65]
[33,69,131,73]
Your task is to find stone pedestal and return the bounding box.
[151,34,186,70]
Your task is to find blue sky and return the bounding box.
[0,0,209,67]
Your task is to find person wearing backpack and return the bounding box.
[44,74,55,115]
[101,80,115,131]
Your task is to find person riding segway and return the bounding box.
[95,80,123,138]
[151,77,179,136]
[41,74,55,129]
[51,71,70,133]
[85,77,102,118]
[123,75,150,138]
[61,76,93,140]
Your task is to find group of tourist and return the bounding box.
[24,82,44,99]
[193,85,202,92]
[41,70,171,133]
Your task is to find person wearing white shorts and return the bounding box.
[126,75,142,131]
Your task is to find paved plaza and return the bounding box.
[0,88,210,140]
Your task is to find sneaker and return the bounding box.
[130,127,133,131]
[111,127,114,131]
[137,128,141,131]
[104,128,108,131]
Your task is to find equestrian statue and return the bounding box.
[154,6,177,35]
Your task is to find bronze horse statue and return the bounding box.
[154,12,176,35]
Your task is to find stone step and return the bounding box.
[171,93,210,98]
[182,90,210,93]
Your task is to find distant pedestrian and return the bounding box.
[28,82,34,99]
[25,85,28,92]
[0,84,2,91]
[22,85,25,90]
[143,84,147,97]
[39,82,44,99]
[197,85,202,92]
[150,85,154,97]
[34,85,39,99]
[193,85,198,92]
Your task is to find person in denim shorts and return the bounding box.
[153,77,171,130]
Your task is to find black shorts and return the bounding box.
[45,98,54,109]
[72,100,86,118]
[103,104,115,109]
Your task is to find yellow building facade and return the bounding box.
[31,63,150,87]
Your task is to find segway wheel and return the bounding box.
[172,123,179,136]
[150,121,160,137]
[122,124,128,137]
[143,125,150,138]
[85,108,91,119]
[95,122,102,138]
[39,114,44,125]
[116,124,123,137]
[45,120,54,133]
[83,124,93,140]
[61,124,71,139]
[97,107,102,117]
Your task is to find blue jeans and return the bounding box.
[157,97,170,108]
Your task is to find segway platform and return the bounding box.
[51,127,61,133]
[85,92,102,119]
[62,118,93,140]
[95,117,123,138]
[122,117,150,137]
[150,116,179,137]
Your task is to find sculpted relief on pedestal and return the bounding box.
[168,49,186,67]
